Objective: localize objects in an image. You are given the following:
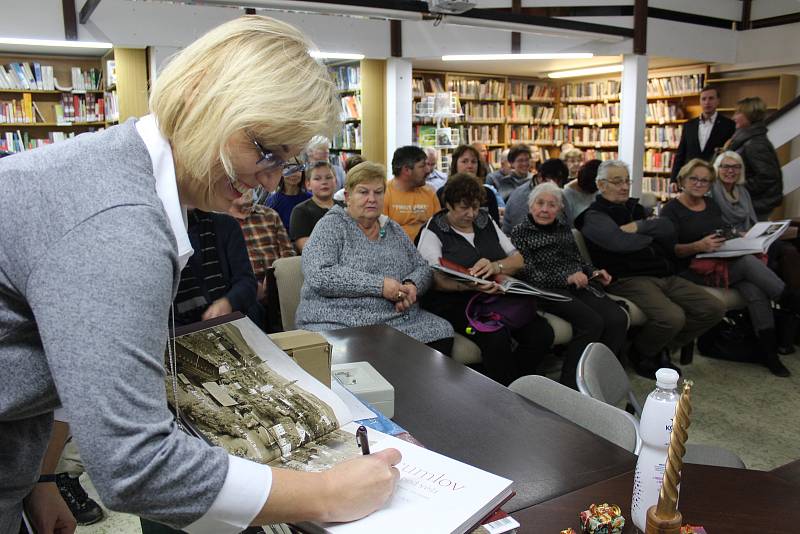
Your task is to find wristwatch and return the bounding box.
[496,262,504,274]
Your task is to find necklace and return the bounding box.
[166,304,184,431]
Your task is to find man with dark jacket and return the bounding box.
[575,160,725,377]
[670,86,736,183]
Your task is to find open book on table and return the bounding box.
[696,220,790,259]
[432,259,572,302]
[166,316,514,534]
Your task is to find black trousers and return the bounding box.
[539,287,628,389]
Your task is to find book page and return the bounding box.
[300,426,513,534]
[166,317,353,465]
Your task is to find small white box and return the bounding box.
[331,362,395,418]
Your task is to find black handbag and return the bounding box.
[697,310,759,363]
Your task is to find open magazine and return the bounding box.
[432,260,572,302]
[696,220,790,258]
[166,316,514,534]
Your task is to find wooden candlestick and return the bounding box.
[645,379,693,534]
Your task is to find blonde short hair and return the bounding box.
[677,158,716,187]
[736,96,767,124]
[561,148,583,161]
[149,16,339,202]
[713,151,747,185]
[346,161,386,192]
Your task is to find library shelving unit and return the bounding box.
[327,59,386,166]
[102,47,148,127]
[0,48,148,154]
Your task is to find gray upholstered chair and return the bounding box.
[576,342,746,469]
[271,256,483,362]
[509,374,641,453]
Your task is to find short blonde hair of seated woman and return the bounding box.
[149,15,340,204]
[677,158,717,189]
[714,150,747,186]
[345,161,387,193]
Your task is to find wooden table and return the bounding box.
[323,324,636,512]
[512,463,800,533]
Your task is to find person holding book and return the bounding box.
[263,157,311,230]
[0,16,401,534]
[290,160,343,252]
[574,160,725,378]
[296,161,454,355]
[442,144,501,222]
[418,173,554,386]
[726,96,783,219]
[510,182,627,389]
[661,158,794,377]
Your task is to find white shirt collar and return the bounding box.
[135,114,194,270]
[700,111,717,124]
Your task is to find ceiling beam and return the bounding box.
[78,0,102,25]
[390,19,402,57]
[633,0,647,55]
[740,0,752,30]
[63,0,78,40]
[511,0,521,54]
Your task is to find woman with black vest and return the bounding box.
[418,173,554,385]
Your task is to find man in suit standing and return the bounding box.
[670,85,736,183]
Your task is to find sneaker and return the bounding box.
[55,473,105,526]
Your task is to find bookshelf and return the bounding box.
[102,47,148,127]
[0,48,148,153]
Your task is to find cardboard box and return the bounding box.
[268,330,332,387]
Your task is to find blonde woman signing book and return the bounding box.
[0,16,400,534]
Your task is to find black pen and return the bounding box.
[356,425,370,455]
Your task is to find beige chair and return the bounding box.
[271,256,483,363]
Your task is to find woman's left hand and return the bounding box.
[469,258,498,279]
[202,297,233,320]
[395,282,418,313]
[592,269,613,286]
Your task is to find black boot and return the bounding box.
[775,308,798,355]
[758,328,791,377]
[628,347,680,379]
[56,473,105,525]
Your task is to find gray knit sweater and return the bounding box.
[0,120,227,529]
[295,205,453,343]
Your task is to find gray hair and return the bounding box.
[713,150,747,185]
[596,160,630,185]
[306,135,331,154]
[424,147,438,159]
[528,181,563,209]
[501,148,510,162]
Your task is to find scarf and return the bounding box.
[711,180,757,233]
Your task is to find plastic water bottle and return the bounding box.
[631,368,680,532]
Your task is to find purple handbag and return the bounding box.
[465,293,538,333]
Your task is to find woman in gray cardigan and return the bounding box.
[296,162,454,354]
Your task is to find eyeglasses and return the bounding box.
[252,139,301,176]
[719,164,742,171]
[603,178,631,186]
[687,176,712,185]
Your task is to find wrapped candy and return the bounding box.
[680,526,707,534]
[579,503,625,534]
[559,529,577,534]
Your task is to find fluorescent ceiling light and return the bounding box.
[443,53,593,61]
[310,51,365,60]
[0,37,112,49]
[548,64,623,79]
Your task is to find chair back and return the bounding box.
[571,228,592,264]
[272,256,304,331]
[509,375,641,454]
[577,342,643,417]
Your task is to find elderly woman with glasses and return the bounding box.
[510,182,627,389]
[661,158,796,377]
[296,162,454,354]
[0,16,403,533]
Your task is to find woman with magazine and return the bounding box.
[510,182,628,390]
[418,173,554,386]
[661,158,799,377]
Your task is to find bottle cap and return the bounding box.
[655,368,679,389]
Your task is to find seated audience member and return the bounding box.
[442,144,501,222]
[344,154,365,172]
[661,158,797,377]
[560,142,575,154]
[290,161,342,252]
[384,145,441,241]
[574,160,725,378]
[712,151,800,294]
[263,157,310,230]
[306,135,346,188]
[486,144,533,202]
[727,96,783,219]
[424,147,448,191]
[295,162,454,354]
[511,182,627,389]
[562,159,602,227]
[561,148,584,181]
[485,148,511,185]
[174,209,259,327]
[472,141,494,175]
[418,174,554,386]
[503,158,569,234]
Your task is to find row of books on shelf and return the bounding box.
[104,91,119,123]
[644,148,675,172]
[646,73,705,97]
[456,125,502,145]
[448,78,505,100]
[54,93,105,123]
[0,129,80,152]
[463,102,505,121]
[330,65,360,91]
[641,176,672,198]
[508,81,556,101]
[644,125,682,148]
[562,125,619,146]
[0,62,56,91]
[508,103,555,122]
[332,122,361,151]
[559,103,620,124]
[645,100,683,123]
[339,94,361,120]
[560,80,621,101]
